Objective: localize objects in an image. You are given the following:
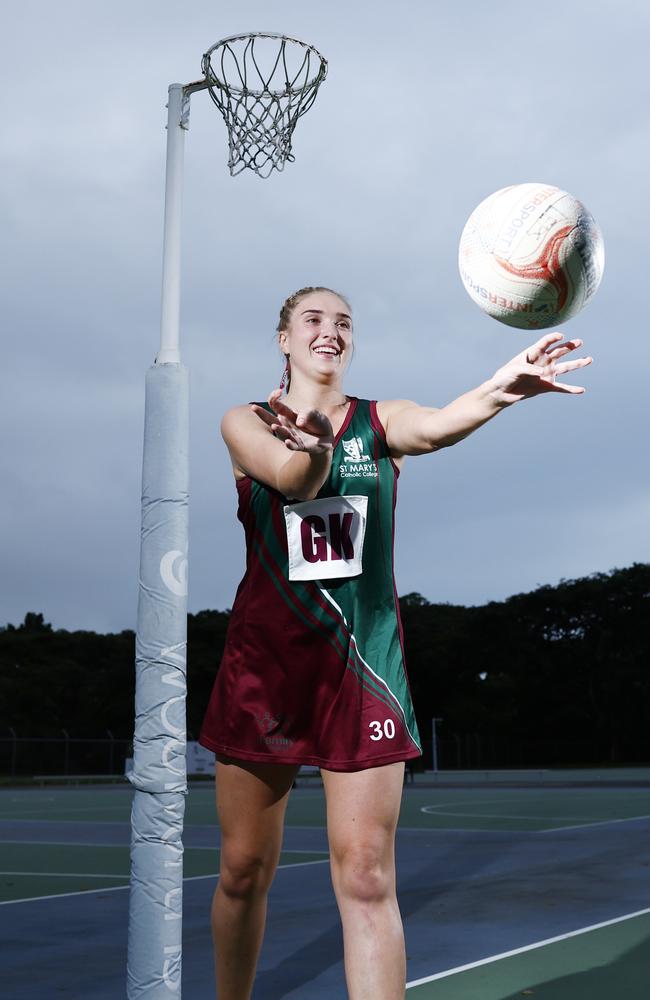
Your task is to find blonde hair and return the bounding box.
[276,286,353,393]
[277,286,352,332]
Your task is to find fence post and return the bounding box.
[453,733,462,769]
[9,727,17,777]
[431,718,443,771]
[62,729,70,775]
[464,732,473,768]
[107,729,115,775]
[474,732,482,768]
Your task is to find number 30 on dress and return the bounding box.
[369,720,396,741]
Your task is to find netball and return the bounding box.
[458,183,605,330]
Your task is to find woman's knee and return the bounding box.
[219,846,277,901]
[330,842,395,904]
[214,759,297,902]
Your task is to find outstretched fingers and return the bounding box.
[547,380,586,394]
[551,356,593,377]
[525,331,564,362]
[541,354,592,393]
[545,338,583,361]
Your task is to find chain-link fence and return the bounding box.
[0,732,133,778]
[421,731,607,771]
[0,729,620,778]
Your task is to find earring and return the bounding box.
[279,355,291,392]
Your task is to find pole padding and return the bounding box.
[127,362,189,998]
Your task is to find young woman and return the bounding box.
[199,286,592,999]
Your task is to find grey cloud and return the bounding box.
[2,0,648,630]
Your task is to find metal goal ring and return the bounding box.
[201,31,328,99]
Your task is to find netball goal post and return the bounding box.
[127,33,327,999]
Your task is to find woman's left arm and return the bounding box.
[383,332,593,457]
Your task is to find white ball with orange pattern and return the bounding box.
[458,183,604,330]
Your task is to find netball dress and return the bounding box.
[199,397,422,771]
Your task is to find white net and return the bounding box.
[202,32,328,178]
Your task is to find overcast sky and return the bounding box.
[2,0,648,633]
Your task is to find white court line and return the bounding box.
[0,883,130,905]
[0,857,330,906]
[0,840,128,848]
[422,808,603,821]
[420,798,539,811]
[0,871,127,879]
[542,814,650,833]
[0,804,127,817]
[0,818,129,826]
[421,805,650,830]
[405,906,650,988]
[398,826,533,834]
[0,840,326,854]
[10,796,55,803]
[182,858,331,884]
[287,822,532,835]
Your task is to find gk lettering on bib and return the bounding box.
[283,495,368,581]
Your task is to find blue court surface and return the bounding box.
[1,768,650,999]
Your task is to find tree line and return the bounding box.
[1,563,648,768]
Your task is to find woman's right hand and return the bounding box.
[250,389,334,453]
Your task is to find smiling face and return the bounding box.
[278,289,353,387]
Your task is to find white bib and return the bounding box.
[283,495,368,581]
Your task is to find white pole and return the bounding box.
[157,83,186,365]
[127,80,192,998]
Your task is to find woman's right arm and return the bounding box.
[221,397,334,501]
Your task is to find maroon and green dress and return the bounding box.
[199,397,422,771]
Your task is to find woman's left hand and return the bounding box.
[487,332,593,406]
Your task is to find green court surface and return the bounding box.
[3,777,650,834]
[406,909,650,998]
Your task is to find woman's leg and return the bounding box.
[212,755,299,1000]
[321,761,406,1000]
